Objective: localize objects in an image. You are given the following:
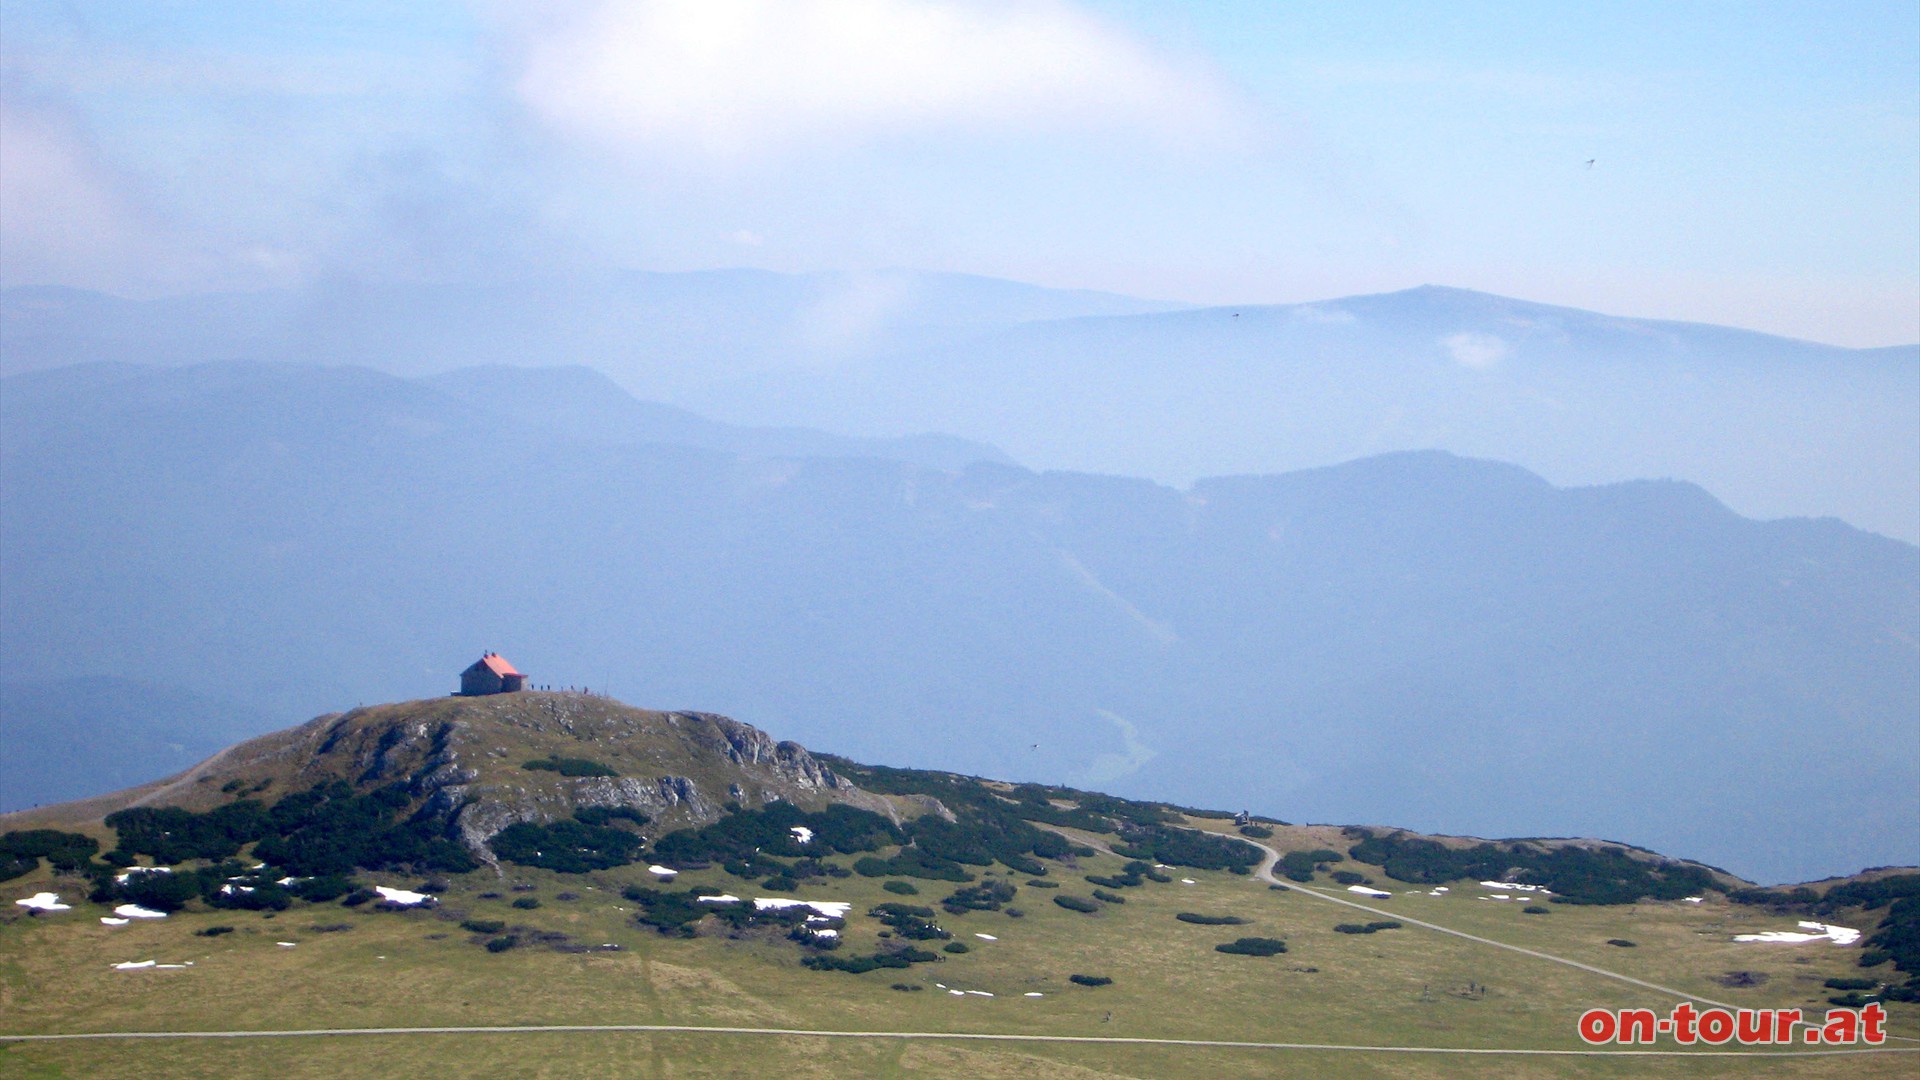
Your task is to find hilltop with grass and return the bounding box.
[3,692,1916,1078]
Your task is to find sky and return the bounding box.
[2,1,1915,346]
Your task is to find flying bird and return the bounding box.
[1585,159,1596,169]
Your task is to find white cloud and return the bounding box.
[1442,331,1509,369]
[510,0,1239,161]
[0,102,160,290]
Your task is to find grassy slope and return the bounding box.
[4,815,1913,1078]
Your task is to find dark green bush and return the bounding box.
[1238,825,1274,839]
[485,936,519,952]
[1091,889,1126,904]
[1215,937,1287,956]
[521,757,620,777]
[1825,977,1878,990]
[1523,905,1550,914]
[462,919,507,934]
[1026,879,1060,889]
[1053,895,1100,914]
[942,880,1016,914]
[1175,913,1248,926]
[490,813,645,874]
[0,829,101,879]
[1331,870,1367,885]
[883,881,919,895]
[511,897,540,910]
[1068,974,1111,987]
[1606,939,1637,947]
[195,926,235,937]
[942,941,970,954]
[1346,829,1715,906]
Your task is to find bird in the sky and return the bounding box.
[1585,159,1596,169]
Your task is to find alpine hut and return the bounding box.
[459,652,526,696]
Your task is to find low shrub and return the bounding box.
[521,756,620,778]
[512,897,541,910]
[943,941,970,954]
[461,919,507,935]
[1522,905,1550,915]
[883,881,920,895]
[1238,825,1274,839]
[1091,889,1126,904]
[1606,939,1637,948]
[1333,921,1400,934]
[1175,913,1248,926]
[762,876,798,892]
[1026,880,1060,889]
[1069,974,1112,987]
[485,936,519,953]
[341,888,377,907]
[891,983,923,992]
[1053,895,1100,914]
[195,926,235,937]
[1330,870,1367,885]
[1215,936,1287,956]
[1825,978,1878,991]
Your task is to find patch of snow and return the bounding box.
[1479,880,1547,893]
[101,917,130,926]
[790,826,814,845]
[1683,896,1704,904]
[15,892,71,912]
[1154,864,1174,870]
[974,933,997,941]
[1180,878,1196,885]
[113,904,167,919]
[1734,922,1860,946]
[966,990,993,997]
[806,928,839,939]
[219,884,255,896]
[276,877,303,887]
[648,865,679,877]
[1347,885,1391,898]
[949,989,965,996]
[1025,992,1044,997]
[697,894,742,905]
[373,886,432,906]
[1431,887,1448,893]
[276,942,297,947]
[155,964,189,969]
[113,960,156,970]
[754,898,852,918]
[114,867,171,885]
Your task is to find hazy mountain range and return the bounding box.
[3,360,1913,884]
[4,272,1913,541]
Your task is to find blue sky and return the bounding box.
[2,1,1914,344]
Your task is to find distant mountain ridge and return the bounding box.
[2,361,1913,884]
[5,274,1910,541]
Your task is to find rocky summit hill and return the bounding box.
[4,693,913,864]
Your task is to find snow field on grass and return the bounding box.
[1347,885,1391,898]
[100,917,130,926]
[648,865,678,877]
[1734,921,1861,945]
[974,933,997,941]
[112,904,167,919]
[15,892,70,911]
[753,898,852,918]
[372,885,432,906]
[790,826,814,844]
